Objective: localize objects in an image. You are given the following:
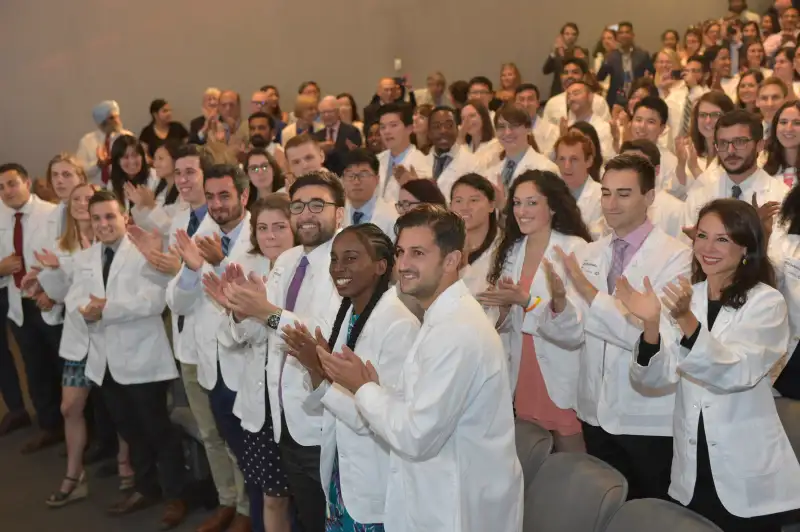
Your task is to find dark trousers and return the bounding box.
[101,371,186,499]
[8,298,63,430]
[582,421,673,501]
[209,364,264,532]
[0,289,24,412]
[279,414,325,532]
[87,384,119,453]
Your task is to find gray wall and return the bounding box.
[0,0,769,176]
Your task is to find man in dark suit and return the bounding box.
[597,21,654,108]
[314,96,363,176]
[542,22,580,98]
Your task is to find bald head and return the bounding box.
[219,90,241,120]
[378,77,397,104]
[319,96,340,127]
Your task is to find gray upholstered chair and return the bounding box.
[515,419,553,489]
[524,452,627,532]
[604,498,723,532]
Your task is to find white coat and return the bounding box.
[161,205,217,365]
[0,195,59,327]
[166,213,251,391]
[650,190,687,239]
[231,240,343,446]
[74,236,177,385]
[343,198,398,239]
[543,92,611,126]
[424,144,484,200]
[220,252,272,433]
[354,281,523,532]
[630,282,800,517]
[769,232,800,356]
[538,225,691,436]
[466,138,503,173]
[377,146,433,203]
[575,178,605,239]
[459,236,500,298]
[37,240,92,361]
[486,146,560,190]
[306,288,420,524]
[498,231,589,406]
[683,168,790,237]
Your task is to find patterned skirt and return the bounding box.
[241,387,290,497]
[62,359,90,389]
[326,453,385,532]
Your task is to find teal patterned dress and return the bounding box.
[325,313,385,532]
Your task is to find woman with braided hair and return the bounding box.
[282,223,419,531]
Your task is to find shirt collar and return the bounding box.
[390,145,413,164]
[15,196,33,215]
[506,147,528,166]
[103,236,123,254]
[303,234,336,266]
[192,204,209,222]
[352,194,377,218]
[434,144,458,159]
[221,216,247,246]
[612,219,653,249]
[571,178,589,200]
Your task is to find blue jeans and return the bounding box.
[209,362,264,532]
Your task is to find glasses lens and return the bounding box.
[289,201,305,215]
[308,200,325,213]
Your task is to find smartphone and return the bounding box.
[394,76,406,87]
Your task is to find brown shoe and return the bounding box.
[227,513,252,532]
[21,429,64,454]
[107,491,159,516]
[160,499,188,530]
[196,505,236,532]
[0,410,31,437]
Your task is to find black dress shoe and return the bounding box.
[0,410,31,437]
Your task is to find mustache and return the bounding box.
[397,269,418,276]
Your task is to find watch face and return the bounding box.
[267,312,280,329]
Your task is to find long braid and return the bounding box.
[326,224,395,350]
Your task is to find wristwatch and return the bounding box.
[266,310,282,330]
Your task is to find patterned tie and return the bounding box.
[12,213,25,289]
[607,238,630,294]
[433,154,451,180]
[352,211,365,225]
[221,235,231,257]
[327,127,335,142]
[102,247,115,288]
[501,159,517,188]
[680,91,693,136]
[178,210,202,332]
[731,185,742,199]
[187,210,200,237]
[285,256,309,312]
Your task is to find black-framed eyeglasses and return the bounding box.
[290,199,337,215]
[247,164,271,173]
[395,200,421,213]
[698,111,723,120]
[715,137,753,151]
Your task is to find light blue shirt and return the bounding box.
[192,204,209,225]
[352,195,377,225]
[177,215,247,290]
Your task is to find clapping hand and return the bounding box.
[542,259,567,313]
[202,271,230,309]
[223,272,273,321]
[476,276,529,307]
[661,276,693,319]
[554,246,597,304]
[393,165,419,186]
[34,249,60,269]
[751,193,781,240]
[173,230,204,271]
[197,234,225,266]
[614,276,661,326]
[281,322,328,378]
[317,345,379,394]
[123,182,156,209]
[128,226,164,256]
[79,294,107,323]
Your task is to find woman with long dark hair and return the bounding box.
[675,91,735,186]
[764,100,800,187]
[459,100,501,169]
[281,223,420,532]
[477,170,591,452]
[128,139,182,235]
[449,174,500,295]
[244,148,287,208]
[735,69,764,113]
[620,199,800,531]
[108,135,158,211]
[138,99,188,158]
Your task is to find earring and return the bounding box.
[742,257,748,265]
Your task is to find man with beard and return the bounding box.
[226,170,344,532]
[315,205,523,532]
[169,163,258,531]
[424,106,482,199]
[248,112,288,171]
[542,58,611,126]
[683,110,789,239]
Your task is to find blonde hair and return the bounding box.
[500,62,522,90]
[655,48,681,70]
[294,95,318,116]
[204,87,221,98]
[58,183,99,252]
[45,153,87,189]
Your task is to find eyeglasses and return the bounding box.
[698,111,723,120]
[715,137,754,151]
[247,164,271,173]
[251,100,267,106]
[289,199,337,215]
[468,89,491,96]
[342,172,375,182]
[395,200,420,213]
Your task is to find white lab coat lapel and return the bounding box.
[105,235,134,291]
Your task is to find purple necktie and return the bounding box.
[285,256,309,313]
[607,238,630,294]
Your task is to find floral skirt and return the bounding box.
[326,453,385,532]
